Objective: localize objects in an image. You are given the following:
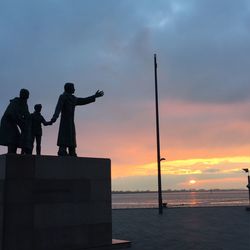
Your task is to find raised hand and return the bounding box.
[95,90,104,98]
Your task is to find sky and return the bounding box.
[1,0,250,191]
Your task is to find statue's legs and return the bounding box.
[36,135,41,155]
[58,146,77,156]
[21,147,32,155]
[58,146,67,156]
[31,135,35,154]
[8,145,17,154]
[69,147,77,157]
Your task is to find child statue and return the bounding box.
[31,104,52,155]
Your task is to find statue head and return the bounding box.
[34,104,42,112]
[19,89,29,100]
[64,82,75,94]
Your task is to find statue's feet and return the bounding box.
[69,152,77,157]
[58,147,77,156]
[58,148,68,156]
[58,152,68,156]
[69,147,77,157]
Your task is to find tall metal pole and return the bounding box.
[248,175,250,206]
[154,53,163,214]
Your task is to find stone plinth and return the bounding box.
[0,154,111,250]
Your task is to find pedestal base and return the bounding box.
[0,154,113,250]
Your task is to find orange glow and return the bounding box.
[34,98,250,190]
[111,156,250,178]
[189,180,196,184]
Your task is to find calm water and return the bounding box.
[112,190,249,209]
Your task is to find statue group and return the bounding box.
[0,83,104,156]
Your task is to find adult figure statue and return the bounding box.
[51,82,104,156]
[0,88,32,154]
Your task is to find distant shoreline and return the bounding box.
[112,189,247,194]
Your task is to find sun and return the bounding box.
[189,180,196,185]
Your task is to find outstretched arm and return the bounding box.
[76,90,104,106]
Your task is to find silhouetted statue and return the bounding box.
[31,104,52,155]
[0,89,32,154]
[51,82,104,156]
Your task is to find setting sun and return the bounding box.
[189,180,196,185]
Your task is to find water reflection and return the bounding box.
[112,190,249,209]
[189,191,198,206]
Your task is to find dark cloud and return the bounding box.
[154,0,250,103]
[1,0,250,104]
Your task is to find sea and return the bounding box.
[112,190,249,209]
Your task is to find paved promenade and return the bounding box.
[112,206,250,250]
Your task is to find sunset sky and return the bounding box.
[1,0,250,190]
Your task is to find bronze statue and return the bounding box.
[0,89,32,154]
[31,104,52,155]
[51,83,104,156]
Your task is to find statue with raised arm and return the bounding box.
[0,88,32,154]
[51,82,104,156]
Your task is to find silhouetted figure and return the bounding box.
[31,104,52,155]
[51,82,104,156]
[0,89,32,154]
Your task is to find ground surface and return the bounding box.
[112,206,250,250]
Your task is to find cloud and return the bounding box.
[112,173,246,191]
[1,1,250,190]
[202,168,220,173]
[110,155,249,190]
[152,0,250,103]
[1,0,250,104]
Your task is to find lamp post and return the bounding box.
[154,54,164,215]
[242,168,250,211]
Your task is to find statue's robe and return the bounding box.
[0,97,31,149]
[52,92,95,147]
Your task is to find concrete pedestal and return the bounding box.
[0,154,112,250]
